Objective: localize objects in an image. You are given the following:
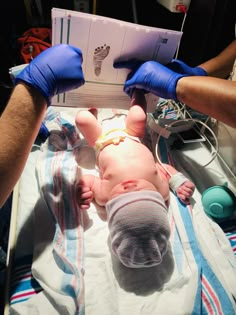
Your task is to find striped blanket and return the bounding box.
[10,112,86,315]
[226,232,236,256]
[10,256,43,305]
[9,109,236,315]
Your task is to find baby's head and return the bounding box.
[106,190,170,268]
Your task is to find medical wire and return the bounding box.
[154,118,219,177]
[175,8,188,59]
[131,0,138,24]
[157,99,183,119]
[93,0,97,14]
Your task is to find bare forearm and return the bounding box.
[0,83,47,207]
[176,76,236,128]
[200,39,236,78]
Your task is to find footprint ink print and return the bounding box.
[93,44,110,76]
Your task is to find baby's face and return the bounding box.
[108,178,158,201]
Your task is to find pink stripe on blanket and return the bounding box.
[11,288,42,302]
[202,290,215,315]
[202,275,223,315]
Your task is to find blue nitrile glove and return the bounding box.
[114,60,187,101]
[15,44,85,106]
[166,59,208,76]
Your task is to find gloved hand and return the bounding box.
[114,60,187,101]
[166,59,207,76]
[15,44,85,106]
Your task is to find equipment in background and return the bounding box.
[202,185,236,220]
[73,0,90,13]
[177,128,206,144]
[156,0,191,12]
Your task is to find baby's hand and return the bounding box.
[175,180,195,205]
[77,179,94,210]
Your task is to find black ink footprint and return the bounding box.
[93,44,110,76]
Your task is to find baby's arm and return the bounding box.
[77,175,96,210]
[77,175,110,209]
[157,163,195,204]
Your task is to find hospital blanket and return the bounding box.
[10,110,86,315]
[226,231,236,255]
[9,108,236,315]
[10,255,43,305]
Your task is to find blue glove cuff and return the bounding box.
[193,66,208,76]
[167,73,186,101]
[15,66,51,106]
[167,59,208,77]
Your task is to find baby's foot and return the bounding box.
[93,44,110,76]
[175,180,195,204]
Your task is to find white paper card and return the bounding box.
[51,8,182,111]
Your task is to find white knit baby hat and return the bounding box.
[106,190,170,268]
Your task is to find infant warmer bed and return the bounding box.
[4,104,236,315]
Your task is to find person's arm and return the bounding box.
[0,84,46,207]
[176,76,236,128]
[0,44,84,208]
[114,59,236,129]
[199,39,236,78]
[166,39,236,79]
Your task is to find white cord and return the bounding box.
[175,11,187,59]
[154,118,219,176]
[131,0,138,24]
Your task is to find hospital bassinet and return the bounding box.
[4,106,236,315]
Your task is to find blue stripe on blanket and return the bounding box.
[225,231,236,256]
[172,227,184,274]
[158,136,235,314]
[10,255,43,305]
[177,200,235,315]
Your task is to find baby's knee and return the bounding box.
[129,105,146,123]
[126,105,146,137]
[75,110,94,128]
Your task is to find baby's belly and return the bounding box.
[99,140,170,198]
[103,159,155,181]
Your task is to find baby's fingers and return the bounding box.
[78,185,91,194]
[81,190,93,200]
[79,204,91,210]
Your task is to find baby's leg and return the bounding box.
[125,105,146,138]
[75,110,102,146]
[126,90,147,137]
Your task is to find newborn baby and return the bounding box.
[75,96,195,268]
